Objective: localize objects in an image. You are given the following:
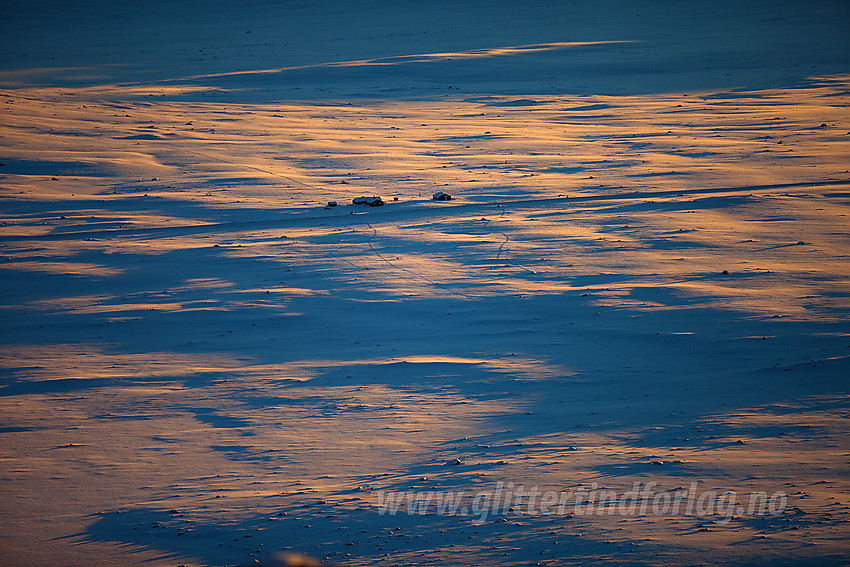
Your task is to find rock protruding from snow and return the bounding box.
[353,196,384,207]
[433,191,452,201]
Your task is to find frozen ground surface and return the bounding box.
[1,1,849,566]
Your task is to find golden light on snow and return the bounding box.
[183,40,634,78]
[1,11,849,560]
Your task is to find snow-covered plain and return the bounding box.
[1,1,849,565]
